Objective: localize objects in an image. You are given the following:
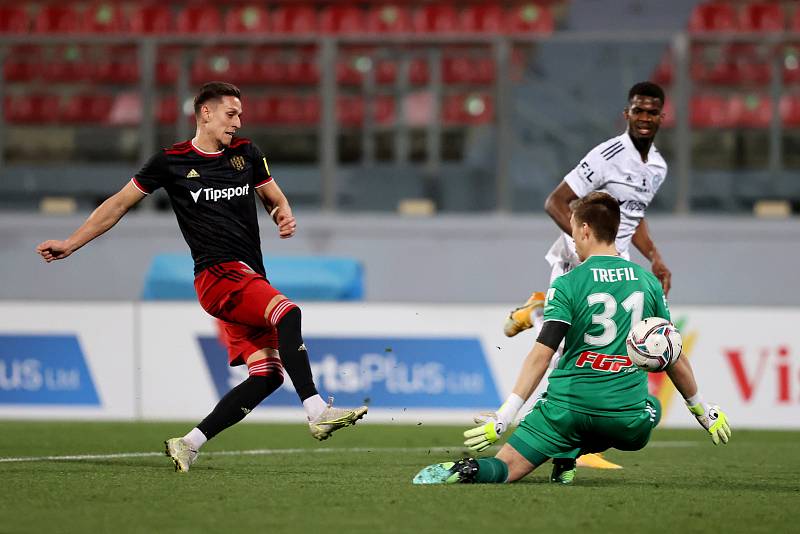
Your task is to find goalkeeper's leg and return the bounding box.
[412,444,540,484]
[503,291,546,337]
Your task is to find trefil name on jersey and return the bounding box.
[190,184,250,203]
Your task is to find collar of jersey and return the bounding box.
[190,140,224,158]
[619,131,658,162]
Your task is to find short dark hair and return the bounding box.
[628,81,665,105]
[194,81,241,115]
[569,192,620,244]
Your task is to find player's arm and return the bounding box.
[36,181,145,262]
[632,217,671,296]
[255,180,296,239]
[544,181,578,235]
[464,321,564,451]
[666,355,731,445]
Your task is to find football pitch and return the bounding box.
[0,422,797,534]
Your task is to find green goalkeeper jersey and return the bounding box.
[542,254,671,416]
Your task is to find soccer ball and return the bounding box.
[626,317,682,372]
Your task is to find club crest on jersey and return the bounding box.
[186,169,200,179]
[230,155,246,171]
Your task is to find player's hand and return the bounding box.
[275,212,296,239]
[36,240,73,262]
[688,402,731,445]
[463,412,507,452]
[651,254,671,296]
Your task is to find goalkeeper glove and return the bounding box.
[688,402,731,445]
[463,412,507,452]
[463,393,525,452]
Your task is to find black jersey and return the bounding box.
[132,137,272,276]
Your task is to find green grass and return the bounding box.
[0,422,798,534]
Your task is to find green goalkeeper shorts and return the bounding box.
[506,395,661,466]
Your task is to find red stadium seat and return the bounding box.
[461,4,504,33]
[249,47,288,84]
[248,96,278,124]
[34,4,81,33]
[740,2,785,32]
[94,45,140,83]
[783,45,800,84]
[40,45,93,82]
[688,2,738,33]
[652,53,673,86]
[506,3,554,34]
[60,94,114,124]
[413,4,461,33]
[191,47,252,85]
[729,93,772,128]
[375,56,430,85]
[157,95,178,125]
[272,5,318,34]
[225,5,270,33]
[690,93,733,128]
[443,55,496,84]
[130,5,172,34]
[374,95,396,125]
[83,2,126,33]
[0,6,29,33]
[176,5,223,34]
[320,5,367,34]
[3,46,41,82]
[284,52,320,85]
[793,8,800,31]
[337,96,365,126]
[781,94,800,127]
[274,95,320,125]
[443,93,494,125]
[4,94,60,124]
[366,4,412,33]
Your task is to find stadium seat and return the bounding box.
[94,45,140,83]
[781,94,800,127]
[443,54,496,84]
[59,94,114,124]
[740,2,785,32]
[688,2,738,33]
[366,4,412,33]
[652,53,673,86]
[3,45,41,82]
[731,44,771,85]
[274,95,319,125]
[33,3,81,33]
[225,5,271,33]
[272,5,318,34]
[176,5,223,33]
[374,95,396,125]
[461,4,505,33]
[690,93,733,128]
[284,51,320,85]
[506,3,554,34]
[157,95,177,125]
[443,93,494,125]
[729,93,772,128]
[320,5,367,34]
[413,3,461,33]
[337,95,365,126]
[4,94,60,124]
[783,45,800,84]
[248,95,278,124]
[129,5,172,34]
[83,2,126,33]
[191,47,240,85]
[40,45,93,82]
[0,6,29,33]
[249,47,289,84]
[156,45,183,85]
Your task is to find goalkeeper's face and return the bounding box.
[624,95,663,141]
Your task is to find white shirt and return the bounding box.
[545,131,667,271]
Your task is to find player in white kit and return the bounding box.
[502,82,672,470]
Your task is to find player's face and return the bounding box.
[202,95,242,148]
[624,95,663,140]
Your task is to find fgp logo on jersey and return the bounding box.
[198,336,501,408]
[190,184,250,203]
[0,335,100,405]
[576,351,636,373]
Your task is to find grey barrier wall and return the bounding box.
[2,212,798,306]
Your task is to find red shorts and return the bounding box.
[194,261,296,366]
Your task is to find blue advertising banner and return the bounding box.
[198,336,500,408]
[0,335,100,405]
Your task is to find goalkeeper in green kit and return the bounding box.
[413,192,731,485]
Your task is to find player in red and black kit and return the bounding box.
[36,82,368,472]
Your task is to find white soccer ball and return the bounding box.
[626,317,682,372]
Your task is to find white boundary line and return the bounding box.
[0,442,696,464]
